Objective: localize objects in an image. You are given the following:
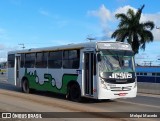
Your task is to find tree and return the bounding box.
[111,5,155,54]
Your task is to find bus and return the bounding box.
[7,41,137,101]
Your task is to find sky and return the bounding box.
[0,0,160,66]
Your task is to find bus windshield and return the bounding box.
[99,50,134,73]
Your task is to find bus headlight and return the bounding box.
[101,83,107,89]
[101,79,104,84]
[101,79,109,89]
[134,81,137,88]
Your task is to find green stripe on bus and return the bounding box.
[24,69,78,94]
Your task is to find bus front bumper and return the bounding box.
[98,84,137,100]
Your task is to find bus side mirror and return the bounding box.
[97,53,101,62]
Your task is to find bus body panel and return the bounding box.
[7,68,15,85]
[19,68,79,94]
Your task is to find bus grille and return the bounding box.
[105,79,135,84]
[110,86,132,91]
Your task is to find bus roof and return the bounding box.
[8,41,132,54]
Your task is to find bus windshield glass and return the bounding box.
[99,50,134,73]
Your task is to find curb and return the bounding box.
[137,93,160,98]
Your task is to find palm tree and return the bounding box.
[111,5,155,54]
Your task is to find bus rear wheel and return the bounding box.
[22,79,30,93]
[69,83,81,102]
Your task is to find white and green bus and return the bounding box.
[7,41,137,101]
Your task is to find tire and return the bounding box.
[22,79,30,93]
[69,83,81,102]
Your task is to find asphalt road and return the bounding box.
[0,74,159,121]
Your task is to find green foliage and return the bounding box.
[111,5,155,54]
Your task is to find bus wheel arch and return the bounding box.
[21,77,30,93]
[67,81,81,102]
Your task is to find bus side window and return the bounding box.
[8,54,15,68]
[71,50,80,69]
[36,52,48,68]
[25,53,35,68]
[48,51,62,68]
[63,50,80,69]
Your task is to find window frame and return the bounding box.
[63,49,80,69]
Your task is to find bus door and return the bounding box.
[84,52,95,96]
[15,54,21,87]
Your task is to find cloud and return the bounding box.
[50,39,77,45]
[88,5,136,26]
[0,28,11,41]
[114,6,160,41]
[0,44,5,50]
[88,5,160,41]
[88,4,112,27]
[0,45,19,62]
[157,55,160,58]
[0,32,19,62]
[0,44,8,62]
[39,9,59,20]
[0,28,6,36]
[152,28,160,41]
[114,5,137,14]
[140,13,160,41]
[114,6,160,40]
[135,53,148,59]
[88,5,136,38]
[39,9,68,28]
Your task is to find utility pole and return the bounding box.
[86,37,96,42]
[18,44,25,49]
[86,34,96,42]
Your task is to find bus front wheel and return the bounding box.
[22,79,30,93]
[69,83,81,102]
